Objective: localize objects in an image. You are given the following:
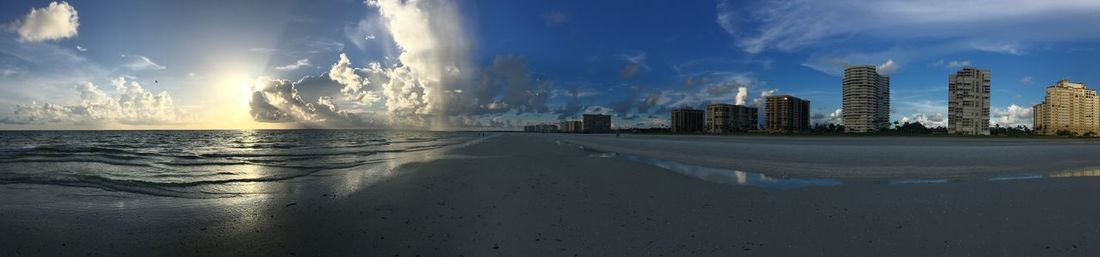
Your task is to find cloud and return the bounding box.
[369,0,473,120]
[876,59,900,74]
[274,59,312,71]
[3,77,190,126]
[344,18,392,51]
[248,77,362,126]
[811,108,843,125]
[327,53,387,105]
[606,86,664,119]
[619,64,642,79]
[476,55,552,114]
[618,51,649,79]
[931,59,971,68]
[715,0,1100,54]
[734,86,748,106]
[802,49,908,76]
[541,10,568,27]
[752,88,778,108]
[1,65,26,77]
[554,87,586,120]
[317,0,564,128]
[249,48,277,53]
[1019,76,1034,85]
[121,55,166,71]
[10,1,79,43]
[898,113,946,127]
[991,104,1033,128]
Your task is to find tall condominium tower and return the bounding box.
[706,104,758,133]
[842,65,890,133]
[765,95,810,132]
[947,67,991,135]
[669,108,704,133]
[1033,80,1099,136]
[582,114,612,133]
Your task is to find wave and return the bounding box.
[0,130,477,198]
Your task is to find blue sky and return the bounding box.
[1,0,1099,129]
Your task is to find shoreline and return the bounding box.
[550,133,1100,179]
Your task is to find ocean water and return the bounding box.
[0,130,476,198]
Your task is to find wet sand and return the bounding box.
[3,133,1100,256]
[553,133,1100,178]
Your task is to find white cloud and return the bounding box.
[3,77,190,126]
[274,58,312,71]
[931,59,971,68]
[812,108,843,125]
[991,104,1033,128]
[734,86,748,106]
[876,59,900,74]
[752,88,778,108]
[898,113,946,128]
[801,49,911,76]
[11,1,79,43]
[1019,76,1034,85]
[716,0,1100,54]
[121,55,166,71]
[827,108,842,125]
[369,0,473,119]
[327,53,387,105]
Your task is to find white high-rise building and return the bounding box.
[948,67,991,135]
[842,65,890,133]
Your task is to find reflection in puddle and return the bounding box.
[561,139,1100,188]
[1049,169,1100,178]
[987,174,1043,181]
[888,178,949,184]
[575,143,842,189]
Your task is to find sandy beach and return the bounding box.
[4,133,1100,256]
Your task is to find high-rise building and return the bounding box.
[842,65,890,133]
[559,120,583,133]
[582,114,612,133]
[731,105,759,131]
[706,104,758,133]
[523,124,558,133]
[1033,80,1099,136]
[706,104,732,133]
[765,95,810,132]
[670,108,705,133]
[948,67,991,135]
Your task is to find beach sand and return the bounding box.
[3,133,1100,256]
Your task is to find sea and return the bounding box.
[0,130,478,198]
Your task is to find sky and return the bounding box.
[1,0,1099,130]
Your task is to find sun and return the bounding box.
[191,72,267,129]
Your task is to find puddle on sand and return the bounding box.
[557,140,1100,189]
[565,141,842,189]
